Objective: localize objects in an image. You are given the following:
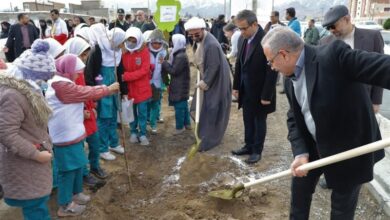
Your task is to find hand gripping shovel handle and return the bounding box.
[244,138,390,188]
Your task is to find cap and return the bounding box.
[322,5,349,27]
[117,8,125,15]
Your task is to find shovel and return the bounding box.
[209,138,390,200]
[187,71,202,159]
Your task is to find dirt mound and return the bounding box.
[179,154,238,186]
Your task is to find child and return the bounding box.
[65,37,109,187]
[89,24,127,161]
[122,27,152,145]
[162,34,191,135]
[146,29,168,134]
[46,54,119,217]
[0,40,55,220]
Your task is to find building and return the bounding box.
[349,0,390,23]
[23,1,65,11]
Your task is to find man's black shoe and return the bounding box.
[91,167,109,179]
[245,154,261,164]
[231,147,252,156]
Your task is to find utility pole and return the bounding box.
[252,0,257,16]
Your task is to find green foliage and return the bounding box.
[383,18,390,30]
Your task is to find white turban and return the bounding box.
[184,17,206,31]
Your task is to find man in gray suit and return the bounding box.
[319,5,384,189]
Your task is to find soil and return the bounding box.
[0,55,388,220]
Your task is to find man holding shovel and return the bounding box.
[261,27,390,219]
[184,17,232,152]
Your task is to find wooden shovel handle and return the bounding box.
[195,70,201,124]
[244,138,390,188]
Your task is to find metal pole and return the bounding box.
[252,0,257,15]
[272,0,274,11]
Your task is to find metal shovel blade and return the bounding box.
[187,140,201,159]
[208,184,245,200]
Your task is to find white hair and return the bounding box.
[261,27,304,55]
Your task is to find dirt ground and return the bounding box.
[0,63,388,220]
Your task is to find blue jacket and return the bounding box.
[288,17,301,36]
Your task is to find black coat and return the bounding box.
[319,27,384,105]
[162,48,190,103]
[233,26,278,113]
[210,21,228,45]
[285,41,390,189]
[5,23,38,61]
[108,20,130,31]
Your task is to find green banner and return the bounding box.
[154,0,181,32]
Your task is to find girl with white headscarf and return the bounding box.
[162,34,191,134]
[122,27,152,146]
[88,24,127,161]
[64,36,109,183]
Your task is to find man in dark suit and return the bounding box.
[318,5,385,190]
[231,10,278,164]
[261,26,390,220]
[4,13,38,62]
[109,8,130,31]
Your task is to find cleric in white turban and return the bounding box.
[185,16,232,152]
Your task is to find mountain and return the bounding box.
[274,0,349,20]
[180,0,348,19]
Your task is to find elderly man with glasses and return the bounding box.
[230,10,278,164]
[184,17,232,152]
[262,26,390,220]
[318,5,385,189]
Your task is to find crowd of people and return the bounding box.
[0,4,389,220]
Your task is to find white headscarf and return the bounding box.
[74,23,93,46]
[125,27,144,53]
[43,38,65,59]
[64,37,90,56]
[90,24,126,66]
[169,34,186,64]
[143,30,153,42]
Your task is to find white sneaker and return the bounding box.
[130,134,138,143]
[151,128,158,135]
[157,118,164,123]
[72,193,91,205]
[110,145,124,154]
[173,128,185,136]
[100,152,116,161]
[139,136,150,146]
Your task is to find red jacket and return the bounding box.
[53,34,68,45]
[75,72,98,136]
[122,45,152,104]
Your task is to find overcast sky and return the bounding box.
[1,0,280,11]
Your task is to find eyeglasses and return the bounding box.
[326,24,336,30]
[267,52,281,66]
[188,32,201,38]
[238,25,251,31]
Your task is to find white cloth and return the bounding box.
[169,34,186,64]
[227,30,241,59]
[184,17,206,31]
[52,18,68,37]
[64,37,90,56]
[43,38,65,59]
[90,24,126,67]
[74,24,93,46]
[143,30,153,42]
[46,75,85,144]
[125,27,144,53]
